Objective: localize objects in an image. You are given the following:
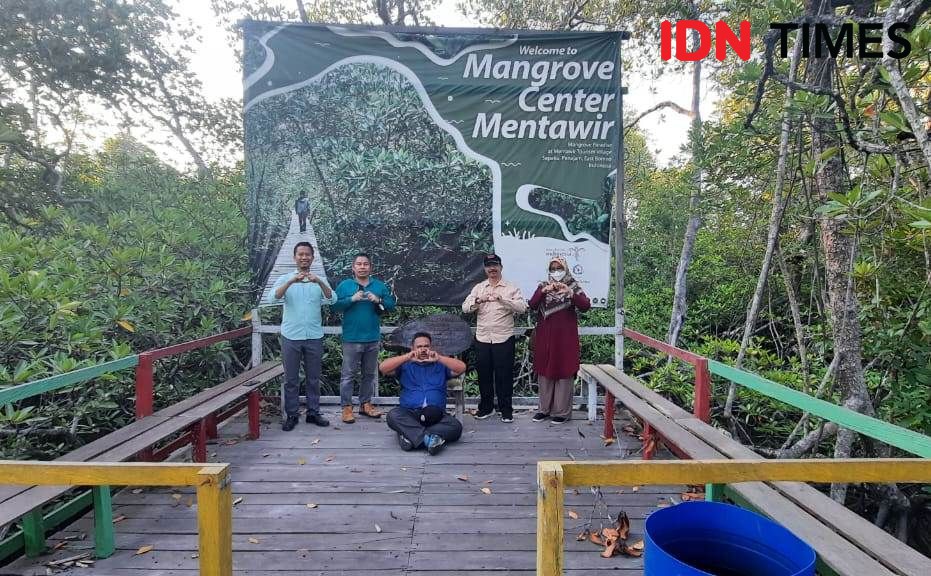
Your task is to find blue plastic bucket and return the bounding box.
[644,501,816,576]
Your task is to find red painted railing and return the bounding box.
[603,329,712,457]
[134,326,253,419]
[134,326,255,459]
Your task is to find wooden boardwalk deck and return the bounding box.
[7,408,680,575]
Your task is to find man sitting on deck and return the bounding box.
[379,332,465,455]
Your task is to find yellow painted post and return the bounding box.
[196,465,232,576]
[537,462,564,576]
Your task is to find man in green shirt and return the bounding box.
[332,253,396,424]
[270,242,336,431]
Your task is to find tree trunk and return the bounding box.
[665,38,702,347]
[724,35,802,424]
[807,3,873,504]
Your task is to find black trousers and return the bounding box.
[298,212,308,232]
[387,407,462,448]
[475,337,515,417]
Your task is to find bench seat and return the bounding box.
[580,363,931,576]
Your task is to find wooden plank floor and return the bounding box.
[7,408,681,575]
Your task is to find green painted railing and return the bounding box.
[709,359,931,458]
[0,355,139,406]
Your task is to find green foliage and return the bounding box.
[0,137,252,459]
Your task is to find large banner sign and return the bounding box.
[244,22,621,306]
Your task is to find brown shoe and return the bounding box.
[359,402,382,418]
[341,405,356,424]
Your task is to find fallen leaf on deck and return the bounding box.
[325,455,335,462]
[390,511,398,520]
[456,474,469,481]
[631,486,639,492]
[601,540,618,558]
[223,439,238,446]
[601,527,619,541]
[233,497,244,506]
[262,453,270,458]
[657,501,671,508]
[630,539,644,551]
[52,542,68,551]
[297,458,306,465]
[112,515,126,524]
[577,426,586,438]
[400,467,408,471]
[374,523,382,533]
[311,438,320,445]
[567,510,579,519]
[480,487,492,495]
[297,548,309,558]
[617,511,630,540]
[171,494,182,501]
[576,529,590,541]
[681,491,704,501]
[135,545,153,556]
[306,503,318,508]
[602,437,616,446]
[248,537,260,544]
[483,480,493,484]
[131,488,143,494]
[589,532,605,546]
[573,488,580,495]
[190,553,199,559]
[185,497,193,508]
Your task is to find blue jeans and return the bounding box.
[281,337,323,418]
[339,341,380,406]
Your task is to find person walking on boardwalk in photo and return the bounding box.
[380,332,466,455]
[294,193,311,233]
[270,241,336,431]
[528,256,591,423]
[332,253,397,424]
[461,253,528,423]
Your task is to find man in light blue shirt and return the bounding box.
[270,241,336,431]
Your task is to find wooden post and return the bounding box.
[134,353,154,419]
[694,357,711,422]
[706,483,725,502]
[191,421,208,463]
[250,308,262,368]
[205,414,218,439]
[21,508,45,557]
[603,389,616,439]
[586,373,597,421]
[92,486,115,558]
[196,465,232,576]
[536,462,564,576]
[643,422,655,460]
[248,390,261,440]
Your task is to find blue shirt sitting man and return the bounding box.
[379,332,465,455]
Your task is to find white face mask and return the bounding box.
[549,270,566,282]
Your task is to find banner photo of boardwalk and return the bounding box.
[243,22,622,306]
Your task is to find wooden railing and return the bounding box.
[0,327,253,563]
[611,330,931,459]
[0,461,232,576]
[536,458,931,576]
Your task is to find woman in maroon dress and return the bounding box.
[528,257,591,423]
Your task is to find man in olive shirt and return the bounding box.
[270,242,336,431]
[461,253,527,422]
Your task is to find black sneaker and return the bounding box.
[305,413,330,427]
[397,432,415,451]
[532,412,549,422]
[473,409,494,420]
[282,415,299,431]
[551,416,568,424]
[500,414,514,423]
[424,434,446,455]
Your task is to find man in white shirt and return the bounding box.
[461,253,528,422]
